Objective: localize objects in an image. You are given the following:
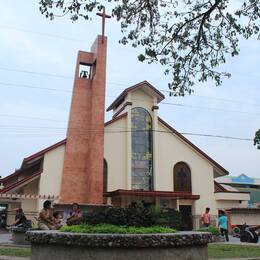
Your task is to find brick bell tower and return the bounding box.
[59,9,110,205]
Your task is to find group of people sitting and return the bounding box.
[38,200,83,230]
[11,200,83,231]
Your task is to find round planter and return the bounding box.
[26,230,212,260]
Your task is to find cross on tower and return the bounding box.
[96,7,111,43]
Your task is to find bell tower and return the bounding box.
[60,13,110,204]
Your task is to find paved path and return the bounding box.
[0,232,12,246]
[212,235,260,246]
[210,258,260,260]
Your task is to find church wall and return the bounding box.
[130,90,154,115]
[37,144,65,210]
[104,117,127,191]
[156,123,218,216]
[21,179,39,221]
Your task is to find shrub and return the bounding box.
[83,203,181,229]
[197,226,221,236]
[158,209,182,229]
[60,223,176,234]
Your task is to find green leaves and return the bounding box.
[138,54,146,62]
[39,0,260,95]
[60,223,176,234]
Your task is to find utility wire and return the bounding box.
[0,125,253,141]
[0,25,83,43]
[0,81,260,116]
[0,67,72,79]
[0,67,259,107]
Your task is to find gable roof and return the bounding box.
[1,115,128,182]
[23,139,67,164]
[158,117,229,176]
[106,81,165,112]
[1,171,42,193]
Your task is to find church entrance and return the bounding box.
[179,205,193,230]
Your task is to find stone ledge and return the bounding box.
[26,231,212,248]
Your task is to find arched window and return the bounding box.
[173,162,191,192]
[103,159,108,192]
[131,107,153,191]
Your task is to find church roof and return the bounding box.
[106,81,165,112]
[158,117,229,176]
[0,115,126,185]
[22,139,67,164]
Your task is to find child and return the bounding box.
[53,211,63,229]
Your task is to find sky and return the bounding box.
[0,0,259,178]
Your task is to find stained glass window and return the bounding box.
[131,108,153,190]
[173,162,191,192]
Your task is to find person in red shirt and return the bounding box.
[201,207,211,227]
[66,203,83,226]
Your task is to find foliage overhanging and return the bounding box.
[39,0,259,95]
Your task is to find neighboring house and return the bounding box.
[0,81,250,228]
[216,174,260,208]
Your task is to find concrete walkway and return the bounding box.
[210,258,260,260]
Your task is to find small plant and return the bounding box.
[197,226,221,236]
[60,223,176,234]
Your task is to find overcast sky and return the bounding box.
[0,0,259,178]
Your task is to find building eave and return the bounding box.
[23,139,67,163]
[104,189,200,200]
[1,171,42,193]
[104,112,127,127]
[106,81,165,112]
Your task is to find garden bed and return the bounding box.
[60,224,176,234]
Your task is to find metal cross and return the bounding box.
[96,7,111,43]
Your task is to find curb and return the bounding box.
[0,256,29,260]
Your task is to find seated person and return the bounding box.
[53,211,63,229]
[12,208,28,227]
[66,203,82,226]
[38,200,57,230]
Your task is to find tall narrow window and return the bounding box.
[173,162,191,192]
[131,108,153,190]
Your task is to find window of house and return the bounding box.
[173,162,191,192]
[131,108,153,190]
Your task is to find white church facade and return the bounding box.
[0,81,249,229]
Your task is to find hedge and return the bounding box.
[60,223,176,234]
[83,203,181,229]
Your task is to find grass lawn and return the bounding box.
[0,247,31,257]
[208,244,260,258]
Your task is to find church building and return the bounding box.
[0,33,249,229]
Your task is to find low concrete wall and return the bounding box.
[26,231,212,260]
[9,227,30,245]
